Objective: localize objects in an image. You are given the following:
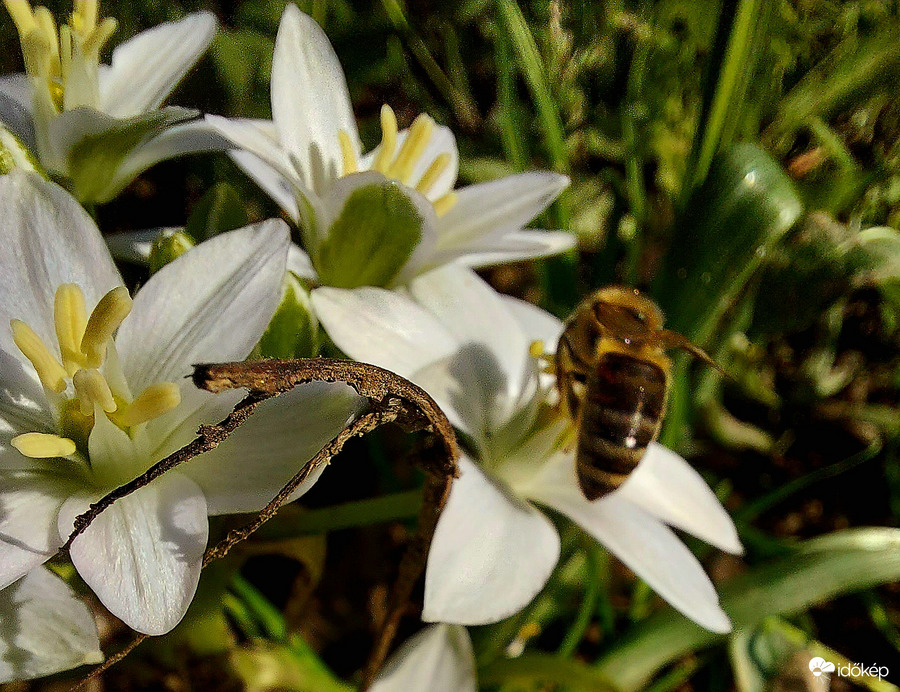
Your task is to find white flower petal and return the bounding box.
[0,566,103,683]
[370,625,476,692]
[435,172,569,251]
[450,229,576,268]
[502,296,565,347]
[0,172,122,390]
[206,115,300,187]
[231,150,301,223]
[117,220,289,392]
[361,125,459,201]
[42,107,120,174]
[617,443,743,555]
[112,119,232,193]
[287,243,317,280]
[100,12,218,118]
[184,382,365,514]
[423,456,560,625]
[312,286,456,378]
[527,455,731,633]
[0,74,35,148]
[60,471,208,635]
[0,471,74,589]
[409,265,532,407]
[271,5,358,193]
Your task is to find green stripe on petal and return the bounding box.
[316,180,423,289]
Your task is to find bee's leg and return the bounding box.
[656,329,727,375]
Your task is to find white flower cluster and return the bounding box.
[0,3,741,689]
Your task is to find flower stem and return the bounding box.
[291,489,424,534]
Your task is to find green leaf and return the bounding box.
[765,27,900,153]
[316,181,423,289]
[257,273,321,358]
[185,182,251,242]
[596,528,900,692]
[67,109,193,203]
[751,213,853,334]
[845,226,900,304]
[231,642,353,692]
[653,142,803,348]
[479,653,619,691]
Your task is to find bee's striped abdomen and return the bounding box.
[576,352,668,501]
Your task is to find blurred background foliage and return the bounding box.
[3,0,900,690]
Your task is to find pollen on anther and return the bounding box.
[338,130,358,176]
[433,192,457,217]
[112,382,181,427]
[11,432,77,458]
[387,113,434,184]
[11,319,68,393]
[371,105,398,174]
[81,286,132,368]
[73,368,117,415]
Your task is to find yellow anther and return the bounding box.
[59,23,71,78]
[415,152,451,196]
[82,15,115,56]
[55,284,87,374]
[387,114,434,184]
[338,130,358,176]
[529,340,545,359]
[3,1,38,36]
[73,368,116,416]
[20,27,51,80]
[433,192,457,218]
[11,432,76,458]
[80,286,131,368]
[111,382,181,428]
[72,0,97,35]
[371,105,398,174]
[33,6,59,71]
[11,319,68,393]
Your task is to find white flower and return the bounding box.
[370,624,476,692]
[0,171,364,635]
[312,265,743,633]
[206,4,574,289]
[0,566,103,682]
[0,1,228,202]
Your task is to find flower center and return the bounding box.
[10,283,181,460]
[3,0,117,113]
[337,105,457,217]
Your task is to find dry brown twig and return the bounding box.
[66,358,460,692]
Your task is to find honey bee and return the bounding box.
[554,286,717,501]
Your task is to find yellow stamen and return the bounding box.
[111,382,181,428]
[54,283,87,374]
[20,27,51,80]
[11,319,68,393]
[371,105,398,174]
[387,114,434,184]
[33,6,59,73]
[529,340,545,359]
[415,152,451,196]
[3,0,38,36]
[11,432,76,458]
[433,192,457,218]
[81,15,115,56]
[80,286,131,368]
[73,368,116,415]
[72,0,97,35]
[338,130,358,176]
